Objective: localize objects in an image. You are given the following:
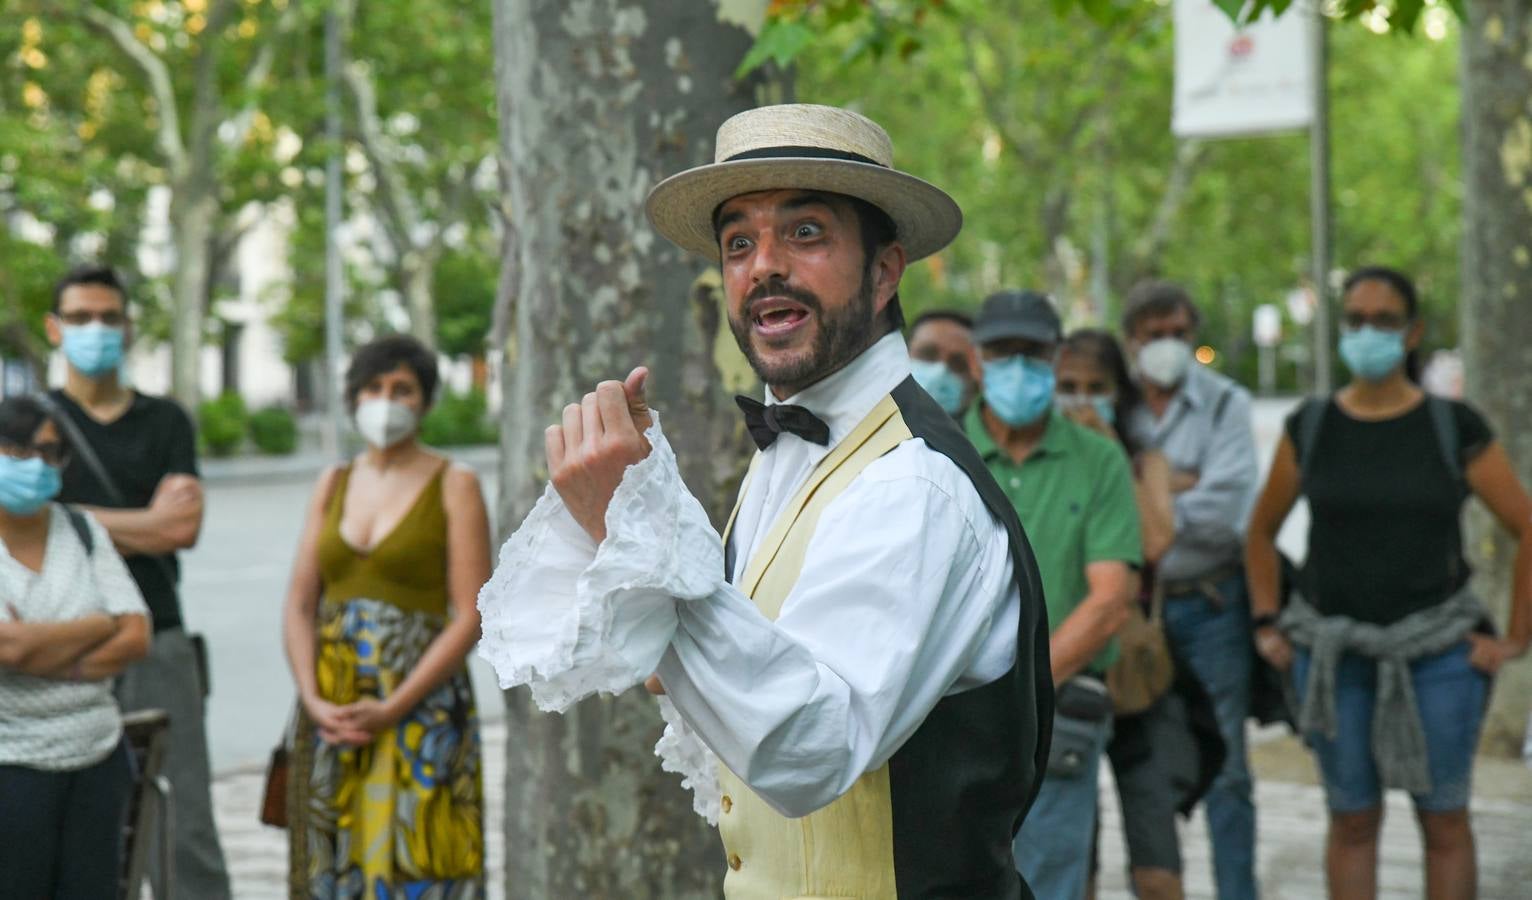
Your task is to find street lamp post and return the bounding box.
[1308,2,1334,393]
[322,10,346,457]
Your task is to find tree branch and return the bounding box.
[184,0,242,184]
[77,4,186,171]
[425,162,483,257]
[960,26,1040,169]
[1127,138,1205,284]
[344,60,423,254]
[222,0,305,149]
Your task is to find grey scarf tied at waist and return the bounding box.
[1280,589,1487,796]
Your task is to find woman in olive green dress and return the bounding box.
[281,335,491,899]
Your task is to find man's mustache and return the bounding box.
[742,278,823,317]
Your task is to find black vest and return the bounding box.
[725,377,1054,898]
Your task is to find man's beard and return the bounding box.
[728,272,878,396]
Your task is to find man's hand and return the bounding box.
[152,474,200,512]
[547,367,654,544]
[1468,633,1526,675]
[1170,469,1200,494]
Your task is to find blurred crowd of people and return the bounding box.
[0,266,490,899]
[907,271,1531,900]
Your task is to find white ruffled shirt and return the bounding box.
[477,333,1019,822]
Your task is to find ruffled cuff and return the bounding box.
[655,696,722,825]
[475,413,725,712]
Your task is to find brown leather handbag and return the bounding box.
[260,713,296,828]
[259,742,289,828]
[1106,579,1174,716]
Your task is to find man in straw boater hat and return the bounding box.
[476,104,1053,897]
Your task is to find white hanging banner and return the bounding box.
[1173,0,1313,139]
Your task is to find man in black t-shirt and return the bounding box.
[45,265,231,899]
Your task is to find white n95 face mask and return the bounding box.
[1137,338,1193,388]
[354,399,418,449]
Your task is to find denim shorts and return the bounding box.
[1292,641,1489,813]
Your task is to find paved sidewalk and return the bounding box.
[215,722,1532,898]
[200,445,499,485]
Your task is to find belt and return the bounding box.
[1160,564,1243,601]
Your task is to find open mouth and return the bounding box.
[751,299,812,337]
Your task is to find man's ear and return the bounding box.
[45,314,63,348]
[872,241,908,313]
[1406,318,1426,351]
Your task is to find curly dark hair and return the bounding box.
[343,334,439,412]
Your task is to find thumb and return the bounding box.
[624,366,652,424]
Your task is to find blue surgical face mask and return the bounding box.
[0,456,62,516]
[1057,392,1117,426]
[910,359,967,415]
[982,355,1056,427]
[1339,326,1406,382]
[61,323,125,379]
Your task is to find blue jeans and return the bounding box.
[1292,642,1488,813]
[1163,575,1258,900]
[1014,715,1110,900]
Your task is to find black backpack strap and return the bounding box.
[34,391,130,507]
[1295,396,1329,489]
[1424,395,1464,490]
[62,505,94,555]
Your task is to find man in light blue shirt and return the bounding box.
[1123,280,1260,900]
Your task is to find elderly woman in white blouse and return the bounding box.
[0,395,150,900]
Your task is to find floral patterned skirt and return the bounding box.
[288,597,484,899]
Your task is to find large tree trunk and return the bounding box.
[169,183,217,407]
[1461,2,1532,756]
[490,1,770,894]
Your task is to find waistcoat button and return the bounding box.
[728,853,743,871]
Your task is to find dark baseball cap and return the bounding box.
[972,290,1062,346]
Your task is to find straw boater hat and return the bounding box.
[645,104,962,262]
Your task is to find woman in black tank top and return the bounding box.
[1246,267,1532,900]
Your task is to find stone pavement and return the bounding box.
[213,722,1532,898]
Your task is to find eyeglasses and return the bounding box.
[56,311,127,328]
[1342,312,1409,331]
[0,440,70,468]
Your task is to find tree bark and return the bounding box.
[1461,2,1532,756]
[169,184,216,405]
[490,0,770,894]
[400,252,440,348]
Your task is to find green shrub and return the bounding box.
[248,406,299,455]
[198,392,248,458]
[420,389,496,447]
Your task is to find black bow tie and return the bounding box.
[735,395,831,450]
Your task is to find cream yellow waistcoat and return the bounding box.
[717,395,911,899]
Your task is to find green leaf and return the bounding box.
[735,18,817,77]
[1390,0,1427,34]
[1212,0,1248,23]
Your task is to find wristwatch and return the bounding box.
[1250,612,1280,632]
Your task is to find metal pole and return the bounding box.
[1308,2,1333,393]
[322,10,346,457]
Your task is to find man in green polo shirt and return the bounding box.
[964,289,1141,900]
